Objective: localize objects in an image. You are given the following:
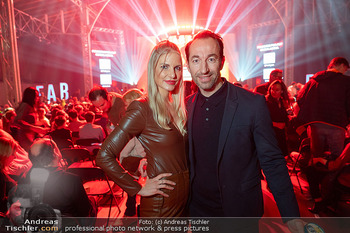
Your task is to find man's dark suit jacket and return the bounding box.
[186,81,300,218]
[21,167,94,217]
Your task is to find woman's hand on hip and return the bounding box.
[137,173,175,197]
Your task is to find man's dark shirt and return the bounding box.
[253,82,270,96]
[191,80,227,216]
[107,93,126,126]
[49,128,73,150]
[297,70,350,129]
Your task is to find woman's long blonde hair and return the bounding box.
[147,40,187,135]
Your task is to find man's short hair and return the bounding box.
[54,115,66,127]
[67,109,78,119]
[84,111,95,123]
[88,86,108,101]
[328,57,350,69]
[74,104,84,113]
[122,88,143,102]
[269,69,283,82]
[29,139,58,168]
[185,30,224,62]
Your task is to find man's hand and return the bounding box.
[287,219,306,233]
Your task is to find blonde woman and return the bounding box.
[96,41,188,217]
[0,129,32,180]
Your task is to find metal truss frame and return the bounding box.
[2,0,350,105]
[0,0,120,105]
[248,0,350,86]
[1,0,22,106]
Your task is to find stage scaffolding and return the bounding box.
[0,0,117,106]
[1,0,350,106]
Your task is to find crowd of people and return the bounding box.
[1,29,350,233]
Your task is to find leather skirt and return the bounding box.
[139,170,189,217]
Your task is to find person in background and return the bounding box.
[49,115,73,151]
[312,143,350,172]
[121,88,146,217]
[67,109,86,140]
[294,57,350,214]
[295,57,350,160]
[287,82,303,103]
[265,80,291,157]
[185,30,303,232]
[78,111,105,143]
[1,108,17,135]
[14,87,49,151]
[5,185,31,228]
[305,142,350,214]
[0,130,32,181]
[122,88,143,107]
[93,111,109,137]
[88,86,126,135]
[254,69,283,96]
[0,132,17,214]
[96,40,188,217]
[20,138,95,217]
[36,107,50,128]
[74,104,86,121]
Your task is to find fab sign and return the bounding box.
[36,83,69,103]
